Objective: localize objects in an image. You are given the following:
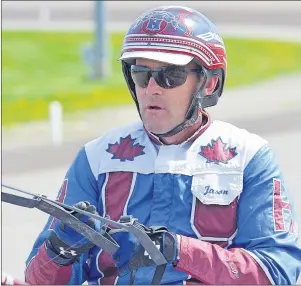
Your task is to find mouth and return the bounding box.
[146,105,165,111]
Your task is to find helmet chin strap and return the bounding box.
[150,71,208,139]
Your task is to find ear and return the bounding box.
[204,75,219,96]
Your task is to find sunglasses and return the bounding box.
[130,64,203,89]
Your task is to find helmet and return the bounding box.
[120,6,227,137]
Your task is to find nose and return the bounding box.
[146,77,162,96]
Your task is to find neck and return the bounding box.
[147,110,207,145]
[160,115,203,145]
[145,110,210,146]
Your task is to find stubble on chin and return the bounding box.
[142,115,175,134]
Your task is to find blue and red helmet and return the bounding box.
[120,6,227,137]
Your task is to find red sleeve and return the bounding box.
[25,242,72,285]
[175,235,271,285]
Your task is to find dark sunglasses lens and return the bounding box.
[158,66,188,89]
[131,66,150,88]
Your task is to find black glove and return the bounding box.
[111,224,179,284]
[46,201,104,265]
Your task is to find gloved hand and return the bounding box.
[46,201,104,265]
[110,225,180,284]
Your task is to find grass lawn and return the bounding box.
[3,31,301,126]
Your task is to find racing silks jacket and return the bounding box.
[25,117,301,285]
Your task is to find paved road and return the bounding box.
[3,1,301,42]
[3,1,301,26]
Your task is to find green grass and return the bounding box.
[3,31,301,126]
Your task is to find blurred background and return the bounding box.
[1,1,301,283]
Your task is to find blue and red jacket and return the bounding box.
[25,117,301,285]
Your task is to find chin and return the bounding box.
[142,114,181,134]
[144,123,173,135]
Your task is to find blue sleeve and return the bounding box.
[25,146,100,284]
[233,144,301,284]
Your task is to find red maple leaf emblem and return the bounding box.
[199,137,237,164]
[106,135,145,162]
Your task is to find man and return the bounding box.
[25,6,301,285]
